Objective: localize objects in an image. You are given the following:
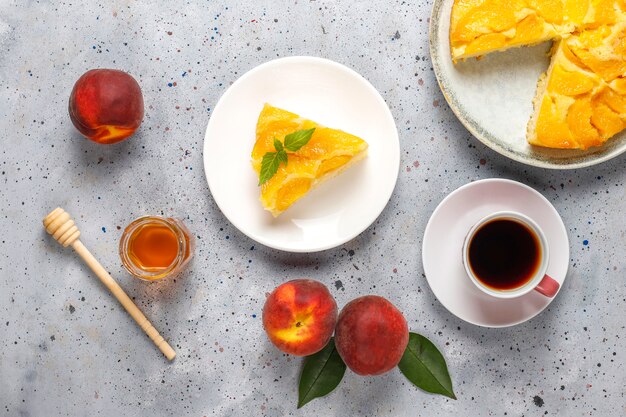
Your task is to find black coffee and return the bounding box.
[468,219,541,291]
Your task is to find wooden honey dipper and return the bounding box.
[43,207,176,361]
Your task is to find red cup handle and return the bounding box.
[534,274,560,298]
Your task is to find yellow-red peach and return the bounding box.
[69,69,144,144]
[263,279,337,356]
[335,295,409,376]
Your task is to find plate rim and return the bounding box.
[421,178,570,328]
[428,0,626,170]
[203,55,400,252]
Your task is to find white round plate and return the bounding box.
[430,0,626,169]
[203,57,400,252]
[422,179,569,327]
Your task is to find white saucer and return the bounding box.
[422,179,569,328]
[203,56,400,252]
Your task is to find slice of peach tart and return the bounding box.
[251,104,368,217]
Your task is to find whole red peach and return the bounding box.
[69,69,144,144]
[263,279,337,356]
[335,295,409,376]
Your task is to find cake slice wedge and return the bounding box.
[251,104,368,217]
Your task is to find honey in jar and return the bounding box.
[119,216,194,281]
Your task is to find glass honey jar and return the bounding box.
[119,216,195,281]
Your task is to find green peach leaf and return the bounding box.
[398,332,456,399]
[297,338,346,408]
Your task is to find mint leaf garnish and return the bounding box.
[258,128,316,185]
[259,152,282,185]
[277,149,288,165]
[284,128,316,152]
[273,138,284,152]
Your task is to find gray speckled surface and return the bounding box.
[1,1,625,416]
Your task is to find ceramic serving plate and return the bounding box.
[203,57,400,252]
[429,0,626,169]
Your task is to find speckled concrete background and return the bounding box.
[0,1,624,416]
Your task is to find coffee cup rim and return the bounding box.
[462,211,549,299]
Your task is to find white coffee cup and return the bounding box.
[462,211,559,299]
